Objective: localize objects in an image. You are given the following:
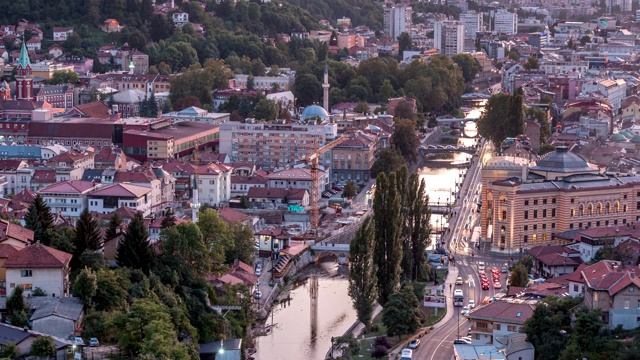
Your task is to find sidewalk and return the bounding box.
[388,264,460,358]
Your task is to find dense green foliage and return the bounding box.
[381,284,422,340]
[508,264,529,288]
[391,119,419,164]
[370,148,407,179]
[348,217,377,330]
[6,286,29,328]
[116,211,156,273]
[73,208,103,271]
[477,89,525,147]
[29,336,56,357]
[24,195,54,246]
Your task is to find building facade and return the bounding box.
[494,9,518,35]
[460,11,483,39]
[383,4,412,40]
[434,21,464,56]
[331,130,377,183]
[481,147,640,253]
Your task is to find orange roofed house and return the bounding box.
[4,244,72,298]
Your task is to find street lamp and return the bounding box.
[480,348,504,359]
[219,339,225,354]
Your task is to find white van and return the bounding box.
[478,261,485,271]
[400,348,413,360]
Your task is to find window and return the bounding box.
[532,234,537,242]
[594,292,599,301]
[22,284,32,290]
[625,300,630,309]
[543,199,547,205]
[543,209,547,218]
[534,200,538,205]
[533,210,538,218]
[574,284,578,292]
[524,225,528,231]
[20,270,32,277]
[630,286,635,292]
[552,208,556,217]
[524,200,529,206]
[524,211,528,219]
[523,235,528,243]
[533,224,537,230]
[495,324,501,330]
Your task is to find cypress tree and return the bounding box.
[373,172,402,306]
[348,217,377,330]
[408,174,431,281]
[161,209,177,228]
[148,92,159,117]
[24,195,54,245]
[73,208,103,271]
[116,211,155,273]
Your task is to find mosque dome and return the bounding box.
[611,133,626,142]
[301,105,329,121]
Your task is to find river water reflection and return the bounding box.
[256,101,485,359]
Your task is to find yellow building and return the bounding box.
[481,147,640,253]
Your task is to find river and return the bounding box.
[255,101,485,360]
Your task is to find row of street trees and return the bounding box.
[348,166,432,335]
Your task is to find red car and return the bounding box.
[493,281,502,289]
[482,282,490,290]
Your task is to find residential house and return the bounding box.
[466,299,536,345]
[113,168,173,213]
[52,27,73,42]
[94,147,127,170]
[230,175,268,197]
[4,243,72,298]
[47,149,95,171]
[29,297,84,338]
[100,19,123,33]
[0,219,33,248]
[30,169,57,192]
[25,37,41,52]
[247,187,310,208]
[0,159,29,196]
[87,183,152,217]
[103,231,124,267]
[218,207,252,228]
[582,260,640,329]
[527,245,583,279]
[47,44,65,59]
[0,322,73,360]
[161,161,231,206]
[38,180,99,218]
[266,167,328,199]
[256,228,290,259]
[172,12,189,27]
[0,244,20,296]
[145,217,188,241]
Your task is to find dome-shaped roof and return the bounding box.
[631,135,640,143]
[531,146,594,173]
[621,131,632,139]
[113,89,145,104]
[611,133,626,142]
[301,105,329,120]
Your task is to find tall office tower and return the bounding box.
[493,9,517,35]
[434,20,465,56]
[384,4,412,40]
[460,11,484,39]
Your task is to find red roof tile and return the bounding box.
[39,180,98,194]
[0,243,20,258]
[89,183,150,198]
[467,300,535,324]
[4,243,71,268]
[218,207,250,224]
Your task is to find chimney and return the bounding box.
[631,271,636,279]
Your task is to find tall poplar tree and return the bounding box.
[373,172,402,306]
[116,211,155,273]
[348,217,377,330]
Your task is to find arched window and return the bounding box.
[588,203,594,216]
[579,204,584,217]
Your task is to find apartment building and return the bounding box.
[494,9,518,35]
[581,79,627,113]
[460,11,483,38]
[383,4,412,40]
[434,21,464,56]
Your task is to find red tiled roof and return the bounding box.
[0,220,33,245]
[12,189,36,204]
[71,101,111,118]
[256,228,283,236]
[48,149,93,164]
[218,207,251,224]
[231,175,268,185]
[39,180,98,194]
[247,187,307,200]
[0,243,20,258]
[31,170,56,184]
[89,183,150,198]
[467,300,535,324]
[4,243,71,268]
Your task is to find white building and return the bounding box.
[494,9,518,35]
[460,11,483,39]
[88,183,153,217]
[383,4,412,40]
[194,163,233,206]
[162,106,230,125]
[4,244,72,298]
[172,12,189,27]
[266,167,330,201]
[234,74,294,92]
[38,180,98,218]
[434,20,465,56]
[52,27,73,42]
[581,78,627,113]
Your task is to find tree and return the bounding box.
[348,217,378,330]
[105,212,122,240]
[523,56,540,70]
[509,264,529,288]
[197,209,233,272]
[293,73,322,106]
[24,195,54,245]
[580,35,591,46]
[116,211,155,273]
[378,80,395,104]
[397,170,431,281]
[161,209,177,228]
[159,223,211,281]
[381,284,421,340]
[0,342,19,359]
[93,269,127,312]
[225,223,255,264]
[343,181,357,199]
[48,70,79,85]
[254,98,279,121]
[169,60,233,108]
[394,101,416,120]
[391,119,419,164]
[370,147,407,179]
[538,143,556,155]
[559,309,617,360]
[148,92,159,117]
[477,91,525,147]
[6,286,29,327]
[354,102,370,114]
[73,208,103,271]
[29,336,56,357]
[373,172,403,305]
[73,267,98,306]
[451,53,482,83]
[398,32,413,56]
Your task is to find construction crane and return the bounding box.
[301,135,348,231]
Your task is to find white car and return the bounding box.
[461,306,469,316]
[254,268,262,276]
[468,300,475,309]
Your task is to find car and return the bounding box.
[482,282,490,290]
[461,306,469,316]
[446,145,455,149]
[501,266,508,273]
[255,268,262,276]
[73,337,85,346]
[456,276,464,285]
[493,281,502,289]
[89,338,99,347]
[491,266,500,273]
[468,300,475,309]
[460,337,473,343]
[454,338,472,345]
[467,328,472,337]
[254,290,262,299]
[478,262,485,271]
[408,339,421,349]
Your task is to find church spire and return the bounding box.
[17,38,30,69]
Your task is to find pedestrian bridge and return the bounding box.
[436,117,478,126]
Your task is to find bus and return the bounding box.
[454,289,464,307]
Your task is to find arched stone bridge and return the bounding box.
[311,211,370,263]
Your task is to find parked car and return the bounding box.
[89,338,99,347]
[408,339,420,349]
[254,291,262,300]
[461,306,469,316]
[255,268,262,276]
[454,338,471,345]
[73,337,85,346]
